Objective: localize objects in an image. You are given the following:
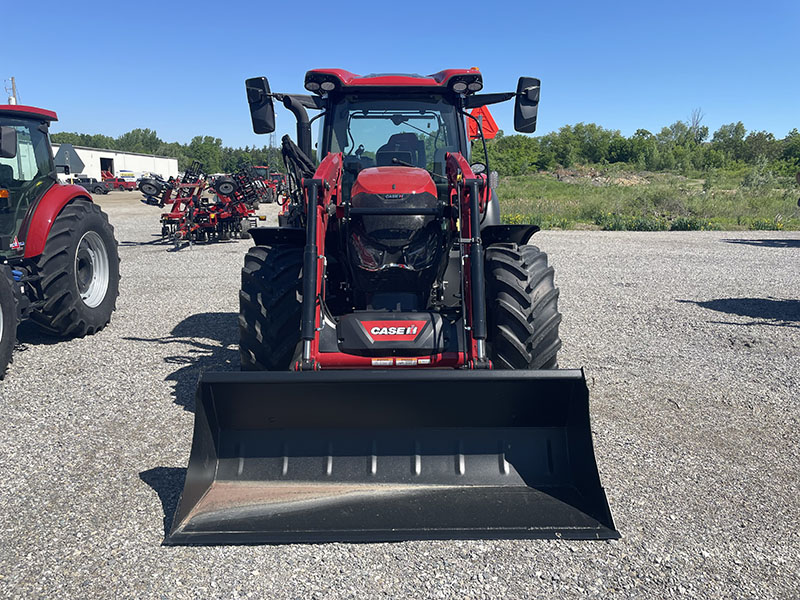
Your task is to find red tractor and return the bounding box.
[0,105,120,377]
[167,69,616,544]
[268,171,286,195]
[249,165,282,203]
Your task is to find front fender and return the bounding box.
[22,184,92,259]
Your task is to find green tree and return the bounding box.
[779,129,800,166]
[116,128,163,154]
[711,122,747,162]
[742,131,780,163]
[186,136,223,173]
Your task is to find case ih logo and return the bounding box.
[361,320,426,342]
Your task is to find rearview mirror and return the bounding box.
[0,126,17,159]
[245,77,276,134]
[514,77,540,134]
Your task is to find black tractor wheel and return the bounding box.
[30,199,120,337]
[0,268,18,379]
[265,189,274,204]
[485,243,562,369]
[239,245,303,370]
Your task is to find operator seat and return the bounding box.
[375,133,426,168]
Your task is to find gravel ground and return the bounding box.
[1,191,798,599]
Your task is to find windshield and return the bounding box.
[0,118,53,253]
[326,95,461,177]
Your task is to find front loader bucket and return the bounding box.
[166,370,618,544]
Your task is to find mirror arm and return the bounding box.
[464,92,515,109]
[272,93,324,110]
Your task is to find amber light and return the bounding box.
[0,189,8,199]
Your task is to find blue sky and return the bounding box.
[5,0,799,149]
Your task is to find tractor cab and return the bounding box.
[246,69,540,231]
[249,69,541,314]
[0,106,58,256]
[325,92,462,201]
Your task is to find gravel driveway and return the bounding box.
[1,191,798,599]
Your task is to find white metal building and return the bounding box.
[51,144,179,181]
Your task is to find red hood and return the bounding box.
[351,166,436,197]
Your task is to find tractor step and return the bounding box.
[166,369,618,544]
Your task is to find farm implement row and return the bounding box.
[139,162,267,248]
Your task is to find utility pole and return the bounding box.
[5,77,18,104]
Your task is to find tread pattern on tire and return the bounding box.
[485,243,562,369]
[30,199,120,338]
[239,244,303,371]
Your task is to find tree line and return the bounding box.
[52,115,800,178]
[50,128,283,174]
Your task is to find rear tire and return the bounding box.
[0,268,18,379]
[485,243,562,369]
[239,245,303,370]
[31,199,120,337]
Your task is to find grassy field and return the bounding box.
[497,167,800,230]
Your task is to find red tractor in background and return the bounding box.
[0,105,120,378]
[268,171,286,195]
[249,165,280,203]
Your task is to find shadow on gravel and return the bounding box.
[678,297,800,327]
[124,312,239,412]
[118,235,169,247]
[14,320,63,348]
[722,238,800,248]
[139,467,186,538]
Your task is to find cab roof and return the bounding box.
[0,105,58,121]
[304,68,483,93]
